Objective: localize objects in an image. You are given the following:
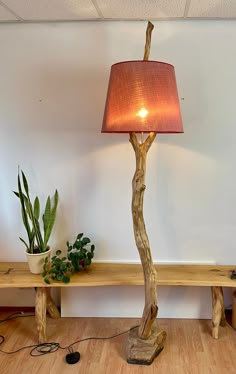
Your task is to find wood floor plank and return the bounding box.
[0,313,236,374]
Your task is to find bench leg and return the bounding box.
[35,287,47,343]
[211,286,225,339]
[220,301,226,327]
[46,288,60,319]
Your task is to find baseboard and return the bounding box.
[0,306,35,312]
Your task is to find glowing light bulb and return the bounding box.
[137,107,148,118]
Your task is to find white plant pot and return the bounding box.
[25,248,52,274]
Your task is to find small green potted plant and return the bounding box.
[43,233,95,284]
[14,169,58,274]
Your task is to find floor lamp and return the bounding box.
[102,22,183,365]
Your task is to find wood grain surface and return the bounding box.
[0,262,235,288]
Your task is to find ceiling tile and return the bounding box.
[2,0,99,20]
[0,4,18,20]
[188,0,236,18]
[96,0,186,19]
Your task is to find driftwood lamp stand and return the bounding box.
[102,22,183,365]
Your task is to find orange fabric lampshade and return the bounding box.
[102,60,183,133]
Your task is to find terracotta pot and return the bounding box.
[25,248,51,274]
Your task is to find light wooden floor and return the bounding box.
[0,313,236,374]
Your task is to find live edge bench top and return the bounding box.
[0,262,234,343]
[0,262,235,288]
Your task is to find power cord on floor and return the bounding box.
[0,311,35,323]
[0,311,138,364]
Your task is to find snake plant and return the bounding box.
[14,170,58,254]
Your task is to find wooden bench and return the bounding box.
[0,262,235,343]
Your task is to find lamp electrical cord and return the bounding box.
[0,311,138,357]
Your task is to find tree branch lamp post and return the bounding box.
[102,22,183,365]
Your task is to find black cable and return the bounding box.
[61,325,139,352]
[29,325,139,357]
[0,312,35,324]
[0,311,139,357]
[0,311,37,354]
[0,311,23,322]
[30,343,60,356]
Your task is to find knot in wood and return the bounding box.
[4,267,13,275]
[137,184,145,192]
[133,171,145,192]
[151,304,158,319]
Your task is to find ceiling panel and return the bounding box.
[96,0,187,19]
[1,0,99,20]
[1,0,236,21]
[188,0,236,18]
[0,3,18,20]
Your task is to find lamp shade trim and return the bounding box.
[112,60,174,68]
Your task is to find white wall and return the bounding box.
[0,20,235,316]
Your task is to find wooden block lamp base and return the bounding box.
[126,326,166,365]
